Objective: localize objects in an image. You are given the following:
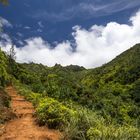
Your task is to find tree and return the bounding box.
[9,44,16,61]
[8,44,16,76]
[133,79,140,103]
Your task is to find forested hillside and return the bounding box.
[0,44,140,139]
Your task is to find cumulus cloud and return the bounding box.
[1,10,140,68]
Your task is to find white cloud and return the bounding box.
[1,10,140,68]
[38,21,44,28]
[0,17,12,46]
[24,26,31,29]
[37,28,42,32]
[16,32,23,37]
[0,33,12,44]
[0,17,12,28]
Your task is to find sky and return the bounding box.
[0,0,140,68]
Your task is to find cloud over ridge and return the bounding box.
[1,10,140,68]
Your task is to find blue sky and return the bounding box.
[0,0,140,46]
[0,0,140,68]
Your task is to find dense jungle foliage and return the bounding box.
[0,44,140,139]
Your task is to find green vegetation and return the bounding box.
[0,44,140,139]
[0,48,15,124]
[36,98,76,129]
[0,48,9,87]
[14,82,140,140]
[0,87,15,124]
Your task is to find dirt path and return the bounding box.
[0,86,61,140]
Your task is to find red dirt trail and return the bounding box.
[0,86,62,140]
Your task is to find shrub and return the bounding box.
[87,125,140,140]
[0,87,15,124]
[63,105,105,140]
[26,92,43,107]
[31,82,45,93]
[36,97,76,129]
[15,84,43,107]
